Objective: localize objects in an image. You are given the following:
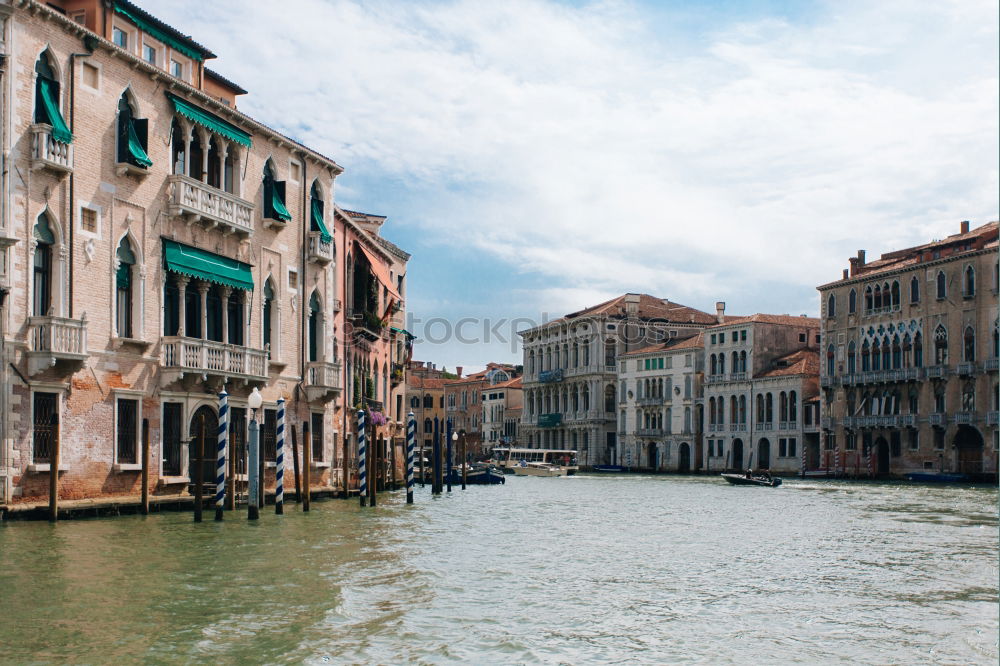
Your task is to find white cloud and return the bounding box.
[152,0,998,315]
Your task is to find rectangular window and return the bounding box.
[143,44,157,65]
[70,10,86,24]
[779,438,787,457]
[32,392,58,464]
[311,412,324,461]
[287,268,298,291]
[741,330,747,341]
[908,430,919,451]
[934,429,945,450]
[789,438,796,457]
[162,402,183,476]
[171,59,184,79]
[262,408,277,461]
[711,334,716,344]
[116,398,139,464]
[113,27,128,49]
[80,206,98,234]
[731,332,737,342]
[665,357,672,369]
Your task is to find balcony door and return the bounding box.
[188,405,218,486]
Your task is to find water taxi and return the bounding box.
[494,448,579,475]
[513,461,567,477]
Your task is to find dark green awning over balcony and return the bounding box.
[126,120,153,167]
[163,240,253,291]
[311,199,333,243]
[38,79,73,143]
[167,93,251,147]
[114,4,206,62]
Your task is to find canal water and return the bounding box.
[0,475,996,664]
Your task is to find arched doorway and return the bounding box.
[757,438,771,469]
[731,439,744,471]
[678,442,691,472]
[647,442,658,470]
[953,425,984,475]
[875,437,889,476]
[188,405,218,486]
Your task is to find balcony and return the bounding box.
[986,411,999,426]
[864,305,901,317]
[637,428,664,437]
[167,174,254,237]
[363,397,384,413]
[730,423,747,432]
[637,396,662,407]
[956,362,976,376]
[901,414,918,427]
[953,412,975,425]
[929,412,946,427]
[926,365,946,379]
[899,367,924,381]
[778,421,797,430]
[26,315,88,376]
[348,309,386,341]
[303,360,342,402]
[820,375,837,388]
[31,124,72,173]
[842,416,857,428]
[538,369,564,383]
[307,231,334,264]
[756,422,773,431]
[728,372,747,382]
[705,374,725,385]
[876,415,899,428]
[160,336,268,386]
[821,417,835,429]
[391,362,405,386]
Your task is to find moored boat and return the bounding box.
[591,465,626,473]
[905,472,969,483]
[446,463,506,485]
[513,462,566,477]
[721,472,782,487]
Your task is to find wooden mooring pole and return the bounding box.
[140,418,150,515]
[302,420,311,512]
[48,416,60,523]
[291,424,302,503]
[193,414,205,523]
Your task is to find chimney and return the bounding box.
[857,249,866,266]
[456,366,463,378]
[960,220,970,234]
[624,293,640,316]
[842,268,849,279]
[715,301,725,324]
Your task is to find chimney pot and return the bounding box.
[842,268,849,279]
[715,301,725,324]
[960,220,970,234]
[857,250,866,265]
[456,366,463,378]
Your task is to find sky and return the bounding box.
[146,0,999,373]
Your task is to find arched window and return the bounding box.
[993,320,999,359]
[34,51,72,144]
[891,335,901,369]
[964,327,975,362]
[262,278,275,355]
[115,237,136,337]
[308,291,321,362]
[964,266,975,297]
[756,394,765,423]
[33,213,54,316]
[409,396,419,409]
[827,293,836,318]
[779,392,788,422]
[740,350,747,373]
[789,391,797,423]
[528,350,535,374]
[423,418,432,434]
[117,92,151,168]
[710,354,717,375]
[910,276,919,303]
[263,161,291,222]
[864,285,873,311]
[913,332,923,367]
[730,396,738,422]
[765,393,773,423]
[848,289,856,314]
[423,395,433,409]
[873,284,882,309]
[871,340,881,371]
[936,271,946,299]
[171,119,186,174]
[826,344,835,376]
[731,351,739,374]
[719,354,726,375]
[861,340,871,371]
[708,398,716,425]
[934,325,947,365]
[739,395,746,424]
[890,281,900,308]
[206,136,222,189]
[881,338,891,369]
[604,385,615,413]
[847,341,856,374]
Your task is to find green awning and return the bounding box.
[271,188,292,222]
[389,327,415,339]
[38,79,73,144]
[126,120,152,167]
[167,93,251,147]
[34,214,55,244]
[163,240,253,291]
[311,200,332,243]
[114,4,206,62]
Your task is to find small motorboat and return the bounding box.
[513,462,566,477]
[591,465,626,473]
[905,472,968,483]
[446,463,506,485]
[721,472,782,487]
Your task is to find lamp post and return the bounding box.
[460,430,467,490]
[449,430,456,493]
[247,387,263,520]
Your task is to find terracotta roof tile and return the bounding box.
[755,349,820,378]
[711,314,820,329]
[621,332,704,357]
[541,294,718,328]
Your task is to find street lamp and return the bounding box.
[247,387,263,520]
[459,429,467,490]
[449,431,457,493]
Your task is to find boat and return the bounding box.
[513,461,567,477]
[905,472,969,483]
[446,463,506,485]
[591,465,626,473]
[496,448,579,475]
[721,472,782,487]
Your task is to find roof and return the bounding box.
[492,376,523,390]
[711,314,820,329]
[755,349,820,379]
[820,221,998,287]
[527,293,718,332]
[204,68,248,95]
[117,0,216,59]
[407,375,445,391]
[622,332,704,357]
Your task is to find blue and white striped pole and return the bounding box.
[275,398,285,515]
[358,410,367,507]
[215,389,228,521]
[406,412,415,504]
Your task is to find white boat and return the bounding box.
[495,448,579,475]
[513,461,566,477]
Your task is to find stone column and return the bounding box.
[219,286,232,344]
[200,130,210,183]
[175,275,189,337]
[197,282,209,340]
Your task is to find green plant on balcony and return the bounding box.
[362,310,384,332]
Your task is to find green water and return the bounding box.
[1,476,997,664]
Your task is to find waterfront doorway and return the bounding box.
[647,442,658,470]
[953,425,984,475]
[188,405,218,486]
[731,438,744,471]
[875,437,890,476]
[758,438,771,469]
[162,403,183,476]
[678,443,691,472]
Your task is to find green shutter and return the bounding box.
[311,199,332,243]
[37,79,73,144]
[271,186,292,222]
[34,214,55,244]
[167,93,251,147]
[126,119,153,167]
[163,240,253,291]
[113,4,206,62]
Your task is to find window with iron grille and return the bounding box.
[262,409,277,461]
[116,398,138,464]
[162,403,183,476]
[311,412,324,461]
[32,392,58,463]
[230,407,247,477]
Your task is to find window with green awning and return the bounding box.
[310,196,332,243]
[163,240,253,291]
[36,79,73,144]
[167,93,251,148]
[113,3,207,62]
[126,120,153,167]
[263,164,292,222]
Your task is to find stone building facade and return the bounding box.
[817,221,998,479]
[405,361,446,455]
[444,363,519,458]
[0,0,408,504]
[519,293,718,468]
[481,374,522,449]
